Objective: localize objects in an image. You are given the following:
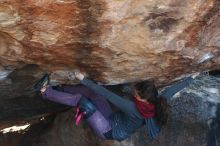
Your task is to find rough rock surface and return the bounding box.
[0,0,220,85]
[0,0,220,146]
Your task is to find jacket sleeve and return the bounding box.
[160,77,194,100]
[81,78,141,118]
[145,118,161,139]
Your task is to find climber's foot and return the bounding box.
[34,74,50,93]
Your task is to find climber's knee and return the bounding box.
[78,97,96,119]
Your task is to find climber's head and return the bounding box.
[134,81,158,101]
[134,81,170,126]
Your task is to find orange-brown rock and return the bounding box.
[0,0,220,85]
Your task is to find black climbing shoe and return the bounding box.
[34,74,50,92]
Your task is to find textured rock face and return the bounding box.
[0,0,220,85]
[0,1,220,145]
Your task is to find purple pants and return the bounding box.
[42,84,112,139]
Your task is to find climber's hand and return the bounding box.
[75,71,85,81]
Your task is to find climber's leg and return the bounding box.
[42,86,82,106]
[78,97,112,139]
[63,85,113,120]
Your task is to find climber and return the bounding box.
[34,72,194,141]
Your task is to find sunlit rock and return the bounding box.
[0,0,219,85]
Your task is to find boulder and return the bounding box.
[0,0,220,85]
[0,0,220,146]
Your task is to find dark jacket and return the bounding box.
[81,77,194,141]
